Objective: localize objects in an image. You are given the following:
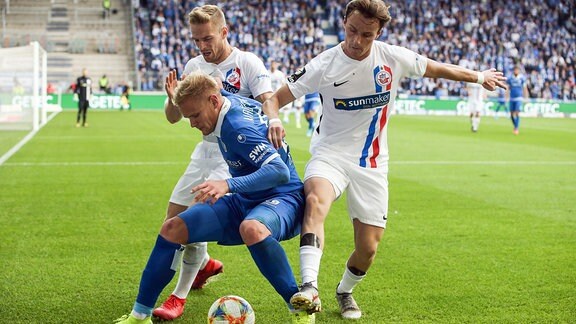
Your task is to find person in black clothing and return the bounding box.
[120,82,131,110]
[75,68,92,127]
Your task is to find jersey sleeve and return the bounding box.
[286,55,325,100]
[388,45,427,79]
[241,52,273,99]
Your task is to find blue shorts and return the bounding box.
[178,191,304,246]
[303,102,319,114]
[509,101,522,112]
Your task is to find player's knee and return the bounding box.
[159,217,188,244]
[239,220,270,246]
[356,243,379,262]
[305,191,328,212]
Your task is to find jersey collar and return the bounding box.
[212,96,231,138]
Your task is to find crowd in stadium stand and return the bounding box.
[134,0,575,100]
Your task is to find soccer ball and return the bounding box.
[207,295,255,324]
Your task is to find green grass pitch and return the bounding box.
[1,110,575,323]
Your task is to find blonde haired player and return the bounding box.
[133,4,273,322]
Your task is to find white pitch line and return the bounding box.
[2,160,576,167]
[0,112,60,166]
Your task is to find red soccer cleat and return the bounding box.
[153,294,186,320]
[192,258,223,289]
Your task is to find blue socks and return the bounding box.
[248,236,298,304]
[307,117,314,130]
[134,235,183,315]
[511,115,520,129]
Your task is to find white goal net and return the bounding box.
[0,42,52,131]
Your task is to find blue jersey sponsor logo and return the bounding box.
[249,143,271,163]
[333,92,391,111]
[226,159,243,168]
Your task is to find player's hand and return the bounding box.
[481,68,507,91]
[267,119,285,149]
[164,70,178,102]
[192,180,229,204]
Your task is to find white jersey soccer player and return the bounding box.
[171,47,272,207]
[289,42,426,175]
[262,1,506,320]
[467,82,484,132]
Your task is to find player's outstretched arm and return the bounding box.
[164,69,183,124]
[424,59,507,91]
[263,85,295,148]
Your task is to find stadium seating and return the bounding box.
[2,0,135,93]
[1,0,573,99]
[133,0,574,100]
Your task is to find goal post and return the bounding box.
[0,42,61,165]
[0,41,56,131]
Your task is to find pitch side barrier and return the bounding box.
[45,93,576,118]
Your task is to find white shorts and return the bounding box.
[468,100,483,114]
[169,141,230,206]
[304,148,389,228]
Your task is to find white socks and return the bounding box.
[471,116,481,131]
[337,266,365,294]
[295,109,302,128]
[131,310,148,320]
[172,242,208,299]
[300,245,323,287]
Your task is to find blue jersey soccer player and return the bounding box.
[157,5,273,321]
[303,92,321,137]
[114,72,314,324]
[507,66,528,135]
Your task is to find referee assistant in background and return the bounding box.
[75,68,92,127]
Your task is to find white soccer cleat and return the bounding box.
[335,291,362,319]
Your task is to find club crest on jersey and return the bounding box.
[333,92,391,111]
[223,68,241,93]
[373,65,393,92]
[375,70,391,88]
[287,67,306,83]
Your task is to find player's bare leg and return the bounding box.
[290,178,335,314]
[336,220,384,319]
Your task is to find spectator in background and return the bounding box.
[12,77,25,95]
[75,68,92,128]
[99,74,110,94]
[133,1,574,99]
[103,0,111,20]
[47,82,57,95]
[120,82,131,111]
